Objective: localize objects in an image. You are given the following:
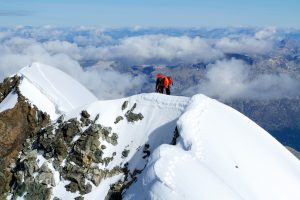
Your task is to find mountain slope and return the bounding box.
[1,63,300,200]
[18,62,97,119]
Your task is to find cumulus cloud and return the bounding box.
[43,40,82,60]
[74,65,146,99]
[72,32,113,47]
[254,27,277,40]
[97,35,224,65]
[214,27,277,55]
[184,59,300,100]
[215,36,274,55]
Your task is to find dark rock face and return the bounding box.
[0,76,50,197]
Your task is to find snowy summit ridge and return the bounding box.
[18,62,97,119]
[3,62,300,200]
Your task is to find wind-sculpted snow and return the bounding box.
[18,62,97,119]
[124,94,300,200]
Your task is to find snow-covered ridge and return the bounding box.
[18,62,97,119]
[124,94,300,200]
[5,63,300,200]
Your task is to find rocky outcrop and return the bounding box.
[8,109,128,198]
[125,103,144,123]
[0,75,20,102]
[0,76,50,197]
[171,127,179,145]
[10,148,53,200]
[114,116,124,124]
[37,111,122,195]
[121,101,128,111]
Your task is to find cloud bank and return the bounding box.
[0,26,298,100]
[97,35,224,65]
[184,59,300,100]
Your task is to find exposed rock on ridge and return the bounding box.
[0,76,50,197]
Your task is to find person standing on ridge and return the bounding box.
[155,73,164,94]
[165,75,172,95]
[155,73,173,95]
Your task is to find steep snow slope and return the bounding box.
[18,62,97,119]
[124,95,300,200]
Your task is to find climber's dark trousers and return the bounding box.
[166,87,170,95]
[157,86,164,94]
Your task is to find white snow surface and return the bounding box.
[0,90,18,112]
[124,94,300,200]
[18,62,97,119]
[8,63,300,199]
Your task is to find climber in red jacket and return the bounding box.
[155,73,173,95]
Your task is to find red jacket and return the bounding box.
[157,73,172,88]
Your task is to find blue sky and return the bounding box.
[0,0,299,27]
